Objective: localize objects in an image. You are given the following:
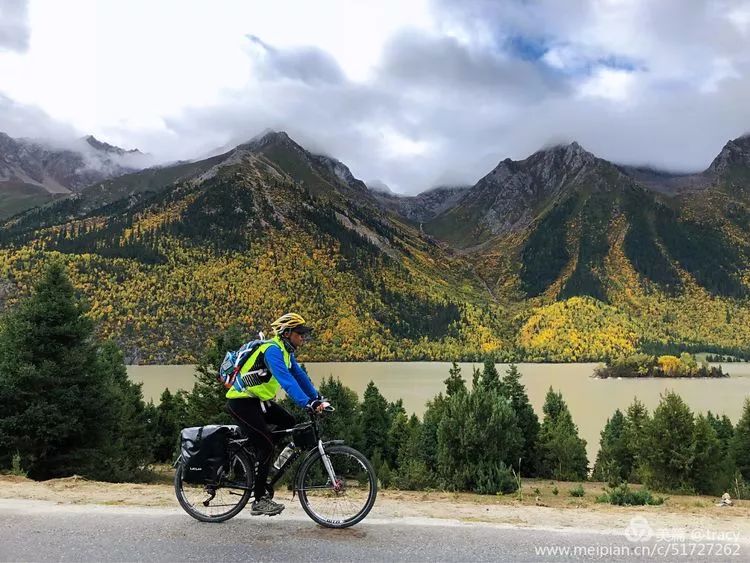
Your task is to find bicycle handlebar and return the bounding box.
[307,404,336,415]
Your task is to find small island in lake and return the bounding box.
[594,353,728,379]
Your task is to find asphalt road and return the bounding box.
[0,500,746,562]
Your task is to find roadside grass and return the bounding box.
[0,473,746,518]
[133,464,176,485]
[382,479,744,515]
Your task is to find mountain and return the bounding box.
[366,180,393,194]
[706,134,750,177]
[385,134,750,360]
[236,131,379,204]
[5,130,750,363]
[0,131,501,364]
[373,185,469,224]
[424,143,608,248]
[83,135,143,156]
[613,135,750,195]
[407,136,750,300]
[1,131,380,235]
[615,165,709,195]
[0,132,149,219]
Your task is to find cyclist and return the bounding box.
[225,313,328,516]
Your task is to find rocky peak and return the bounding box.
[480,142,599,198]
[374,184,469,223]
[423,141,628,246]
[239,130,297,152]
[309,153,367,192]
[236,130,368,194]
[707,134,750,175]
[84,135,141,155]
[525,141,597,173]
[0,130,147,195]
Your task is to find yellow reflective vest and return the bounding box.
[225,336,291,400]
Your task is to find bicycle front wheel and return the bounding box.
[174,450,254,523]
[296,444,377,528]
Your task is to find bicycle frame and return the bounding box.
[227,408,343,495]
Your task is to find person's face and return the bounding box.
[288,330,307,348]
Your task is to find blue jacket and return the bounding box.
[263,344,319,407]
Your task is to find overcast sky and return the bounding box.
[1,0,750,194]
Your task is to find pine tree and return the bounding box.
[87,341,153,481]
[622,398,650,483]
[706,411,734,458]
[731,398,750,481]
[152,388,188,462]
[360,381,390,461]
[420,393,447,474]
[0,262,112,479]
[643,391,694,492]
[394,414,431,489]
[444,362,466,397]
[184,325,245,425]
[471,366,481,388]
[436,385,521,494]
[691,414,723,495]
[478,356,501,392]
[317,376,361,448]
[500,364,539,476]
[705,410,735,492]
[538,387,588,481]
[592,409,629,485]
[386,398,406,421]
[387,409,409,470]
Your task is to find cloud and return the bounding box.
[0,0,29,53]
[0,93,79,141]
[728,3,750,33]
[246,35,345,85]
[142,30,575,192]
[378,30,568,101]
[154,13,750,192]
[577,67,639,103]
[2,0,750,194]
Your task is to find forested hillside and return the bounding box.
[425,136,750,361]
[0,133,510,363]
[3,131,750,362]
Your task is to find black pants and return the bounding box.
[226,398,296,498]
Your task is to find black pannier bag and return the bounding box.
[292,422,317,449]
[179,425,239,484]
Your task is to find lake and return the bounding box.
[127,362,750,463]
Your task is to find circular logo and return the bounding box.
[625,516,653,542]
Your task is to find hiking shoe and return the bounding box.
[251,496,285,516]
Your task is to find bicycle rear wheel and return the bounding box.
[296,444,377,528]
[174,449,254,523]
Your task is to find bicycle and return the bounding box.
[174,405,378,528]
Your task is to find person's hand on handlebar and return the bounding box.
[308,398,333,413]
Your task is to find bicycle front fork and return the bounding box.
[317,440,342,491]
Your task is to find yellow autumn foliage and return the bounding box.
[657,355,682,376]
[519,296,639,361]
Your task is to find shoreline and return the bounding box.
[591,375,731,380]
